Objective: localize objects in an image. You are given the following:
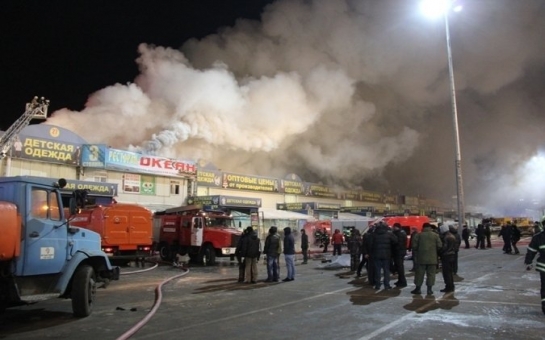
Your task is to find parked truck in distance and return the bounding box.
[487,217,535,236]
[69,203,154,263]
[155,205,242,265]
[0,176,119,317]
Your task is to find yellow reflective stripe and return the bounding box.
[539,245,545,250]
[528,246,537,252]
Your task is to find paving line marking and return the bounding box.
[357,308,420,340]
[136,286,354,339]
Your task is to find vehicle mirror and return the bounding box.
[69,198,79,215]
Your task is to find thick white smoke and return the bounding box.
[47,0,545,214]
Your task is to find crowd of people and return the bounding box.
[232,218,545,315]
[235,225,298,284]
[349,221,460,294]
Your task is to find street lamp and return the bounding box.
[420,0,465,229]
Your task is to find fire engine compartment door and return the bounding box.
[105,213,130,247]
[191,217,203,247]
[129,211,152,246]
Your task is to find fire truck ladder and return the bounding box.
[0,96,49,158]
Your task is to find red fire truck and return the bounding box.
[382,215,431,247]
[155,205,242,265]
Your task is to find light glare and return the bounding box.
[420,0,451,18]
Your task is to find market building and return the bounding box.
[1,124,463,236]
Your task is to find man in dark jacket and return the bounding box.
[357,226,374,282]
[461,225,470,249]
[439,225,457,292]
[242,228,261,284]
[392,223,408,287]
[408,227,418,271]
[449,225,462,275]
[524,229,545,314]
[348,229,362,272]
[235,227,251,282]
[368,222,398,290]
[301,229,309,264]
[499,224,512,254]
[511,223,521,255]
[283,227,295,282]
[411,223,442,295]
[263,226,282,282]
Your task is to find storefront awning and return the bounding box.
[259,208,316,221]
[336,212,376,221]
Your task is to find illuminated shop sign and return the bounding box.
[105,149,196,177]
[81,144,106,168]
[221,172,279,192]
[11,125,87,166]
[277,202,339,211]
[187,195,262,208]
[304,183,339,198]
[196,170,223,187]
[361,191,383,203]
[17,137,80,164]
[60,179,118,196]
[280,179,304,195]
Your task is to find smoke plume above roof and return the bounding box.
[46,0,545,214]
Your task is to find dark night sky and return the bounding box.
[0,0,274,130]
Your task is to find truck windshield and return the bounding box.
[206,217,236,229]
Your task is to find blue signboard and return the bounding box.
[81,144,106,168]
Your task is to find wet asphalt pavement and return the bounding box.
[1,235,544,340]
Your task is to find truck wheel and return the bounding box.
[71,265,96,317]
[159,242,171,261]
[202,245,216,266]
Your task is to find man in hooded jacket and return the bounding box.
[439,225,457,293]
[283,227,295,281]
[264,226,282,282]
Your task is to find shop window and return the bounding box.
[170,181,180,195]
[94,175,107,183]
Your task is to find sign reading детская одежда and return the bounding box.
[105,148,196,177]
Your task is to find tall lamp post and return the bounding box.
[420,0,465,228]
